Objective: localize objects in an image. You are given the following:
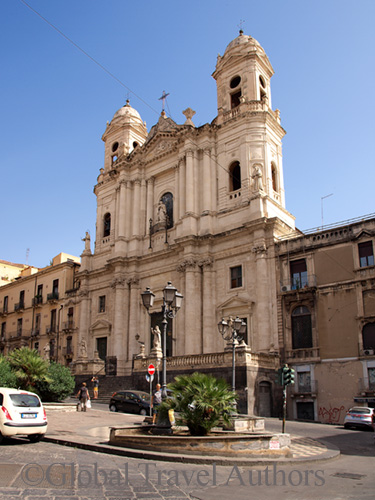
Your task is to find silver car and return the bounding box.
[344,406,375,431]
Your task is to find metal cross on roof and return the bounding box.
[238,19,245,33]
[158,90,170,112]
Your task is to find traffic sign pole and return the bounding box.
[147,364,155,416]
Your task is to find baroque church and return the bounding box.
[2,30,374,420]
[74,30,295,414]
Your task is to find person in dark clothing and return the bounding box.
[76,382,90,411]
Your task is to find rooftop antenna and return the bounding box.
[321,193,334,229]
[26,248,30,266]
[158,90,170,114]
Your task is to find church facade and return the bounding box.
[74,31,296,414]
[1,31,374,420]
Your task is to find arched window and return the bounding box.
[161,192,173,229]
[362,323,375,350]
[259,75,267,101]
[230,75,242,109]
[292,306,312,349]
[229,161,241,191]
[271,162,278,192]
[103,213,111,237]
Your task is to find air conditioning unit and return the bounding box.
[281,285,291,292]
[362,349,374,356]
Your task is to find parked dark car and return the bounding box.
[343,406,375,431]
[109,390,150,415]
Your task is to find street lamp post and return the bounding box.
[217,316,246,408]
[141,282,183,401]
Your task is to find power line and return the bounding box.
[17,1,268,189]
[19,0,159,116]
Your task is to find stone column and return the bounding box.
[146,177,155,228]
[174,164,179,223]
[252,242,271,351]
[127,278,140,362]
[118,180,127,237]
[178,156,186,219]
[185,150,195,214]
[179,259,201,354]
[77,288,90,355]
[200,258,216,353]
[111,276,128,362]
[202,148,212,213]
[125,181,132,239]
[132,179,141,237]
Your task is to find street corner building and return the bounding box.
[1,31,374,421]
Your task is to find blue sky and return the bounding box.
[1,0,374,268]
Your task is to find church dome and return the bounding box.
[111,100,144,125]
[223,30,265,56]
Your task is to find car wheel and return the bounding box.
[139,408,147,416]
[28,434,43,443]
[109,404,118,412]
[0,432,4,445]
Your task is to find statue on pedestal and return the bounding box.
[150,326,162,358]
[79,339,88,358]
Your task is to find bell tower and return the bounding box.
[101,100,148,172]
[212,30,274,120]
[212,31,295,230]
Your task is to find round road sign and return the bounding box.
[148,364,155,375]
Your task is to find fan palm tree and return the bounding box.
[162,372,237,436]
[7,347,51,392]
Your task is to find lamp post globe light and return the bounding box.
[141,282,183,401]
[217,316,246,409]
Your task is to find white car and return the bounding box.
[0,387,48,443]
[343,406,375,431]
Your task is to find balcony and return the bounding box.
[291,380,318,396]
[280,274,317,293]
[62,346,74,358]
[47,292,59,302]
[0,308,8,317]
[32,295,43,307]
[14,302,25,312]
[286,347,320,361]
[46,326,56,336]
[62,320,75,332]
[31,329,40,337]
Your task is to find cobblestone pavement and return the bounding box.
[0,408,347,499]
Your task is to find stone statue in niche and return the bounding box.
[156,200,167,225]
[79,339,88,358]
[252,164,264,191]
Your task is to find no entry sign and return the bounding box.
[148,364,155,376]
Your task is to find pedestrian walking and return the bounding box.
[151,383,162,424]
[76,382,90,412]
[91,376,99,399]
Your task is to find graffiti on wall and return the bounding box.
[318,405,345,424]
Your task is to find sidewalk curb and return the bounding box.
[42,435,340,467]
